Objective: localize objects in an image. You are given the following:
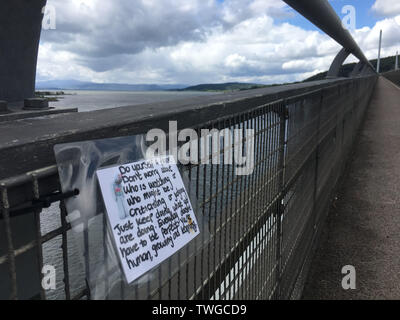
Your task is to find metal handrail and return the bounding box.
[283,0,375,72]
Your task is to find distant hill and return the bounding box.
[35,79,187,91]
[176,82,269,92]
[304,55,398,82]
[37,55,397,93]
[178,57,398,91]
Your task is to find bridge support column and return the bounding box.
[0,0,47,104]
[326,48,351,79]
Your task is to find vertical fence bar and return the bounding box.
[1,186,18,300]
[185,163,192,300]
[252,110,261,300]
[266,109,274,299]
[248,110,258,300]
[59,200,71,300]
[231,118,240,299]
[275,101,288,299]
[83,220,91,300]
[213,121,221,300]
[200,127,208,300]
[207,130,214,300]
[32,174,46,300]
[217,119,226,300]
[224,117,233,299]
[191,139,201,300]
[260,108,269,299]
[102,209,109,300]
[248,111,257,300]
[236,114,244,300]
[222,118,230,300]
[312,93,323,232]
[245,111,257,300]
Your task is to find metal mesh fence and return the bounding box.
[0,76,377,300]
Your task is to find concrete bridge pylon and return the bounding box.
[0,0,47,104]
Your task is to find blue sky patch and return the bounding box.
[282,0,379,30]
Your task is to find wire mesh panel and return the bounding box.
[0,76,377,300]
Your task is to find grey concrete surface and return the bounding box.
[23,98,49,110]
[0,0,47,103]
[0,107,78,123]
[302,76,400,300]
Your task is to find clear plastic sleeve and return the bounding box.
[54,135,208,299]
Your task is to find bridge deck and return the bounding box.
[303,76,400,299]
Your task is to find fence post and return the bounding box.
[275,101,288,299]
[0,186,17,300]
[312,91,324,233]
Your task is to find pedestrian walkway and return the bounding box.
[302,76,400,299]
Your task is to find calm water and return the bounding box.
[48,90,219,112]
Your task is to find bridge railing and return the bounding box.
[0,75,377,300]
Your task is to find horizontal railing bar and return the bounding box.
[0,78,368,210]
[0,223,71,266]
[0,77,365,181]
[0,165,58,188]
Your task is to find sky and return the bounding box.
[37,0,400,85]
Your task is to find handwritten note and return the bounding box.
[96,156,199,284]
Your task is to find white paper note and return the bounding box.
[96,156,200,284]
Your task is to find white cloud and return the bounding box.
[224,54,247,68]
[37,0,400,85]
[352,17,400,61]
[372,0,400,17]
